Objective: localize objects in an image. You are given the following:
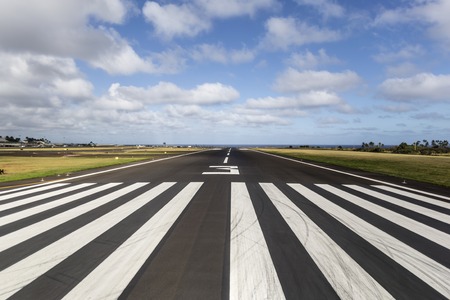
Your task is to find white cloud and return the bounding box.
[191,44,228,64]
[379,104,416,113]
[385,62,420,77]
[293,0,345,18]
[52,78,93,99]
[194,0,278,18]
[86,28,157,75]
[373,45,425,64]
[106,82,240,105]
[142,2,211,40]
[274,68,362,93]
[374,0,450,48]
[164,104,290,128]
[412,112,450,120]
[261,17,341,50]
[0,52,93,108]
[0,0,167,75]
[379,73,450,102]
[245,90,359,115]
[190,44,255,64]
[143,0,277,40]
[230,48,256,64]
[245,91,342,109]
[317,117,348,125]
[286,49,341,69]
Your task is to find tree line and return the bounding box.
[358,139,449,155]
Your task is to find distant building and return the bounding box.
[0,137,21,147]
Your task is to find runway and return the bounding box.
[0,148,449,299]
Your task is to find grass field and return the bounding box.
[0,146,201,183]
[260,148,450,188]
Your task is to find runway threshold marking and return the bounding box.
[288,183,450,298]
[1,180,448,298]
[0,183,175,298]
[261,183,392,299]
[64,182,203,299]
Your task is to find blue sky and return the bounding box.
[1,0,449,145]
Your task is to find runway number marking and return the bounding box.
[203,166,239,175]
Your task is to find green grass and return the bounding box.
[0,147,202,183]
[0,156,150,182]
[260,148,450,187]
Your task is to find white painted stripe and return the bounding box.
[0,184,45,195]
[345,185,450,224]
[0,182,174,299]
[317,184,450,249]
[0,183,148,252]
[230,183,285,300]
[0,183,121,227]
[289,183,450,298]
[0,183,69,202]
[261,183,393,300]
[373,185,450,210]
[64,182,203,300]
[256,150,450,201]
[223,157,229,164]
[0,183,94,211]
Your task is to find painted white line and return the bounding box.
[372,185,450,209]
[0,184,52,195]
[202,166,239,175]
[0,182,174,299]
[261,183,392,300]
[0,183,94,211]
[0,183,121,227]
[289,183,450,298]
[0,183,148,252]
[64,182,203,299]
[256,150,450,201]
[0,183,69,202]
[223,157,229,164]
[230,183,284,300]
[345,185,450,224]
[317,184,450,249]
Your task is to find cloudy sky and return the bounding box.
[1,0,449,145]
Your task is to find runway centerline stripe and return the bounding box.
[0,183,148,253]
[261,183,393,300]
[230,183,284,300]
[0,182,175,299]
[289,183,450,298]
[0,183,93,211]
[372,185,450,209]
[0,183,70,202]
[317,184,450,249]
[0,183,122,228]
[63,182,203,299]
[345,185,450,224]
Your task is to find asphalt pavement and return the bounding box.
[0,148,449,299]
